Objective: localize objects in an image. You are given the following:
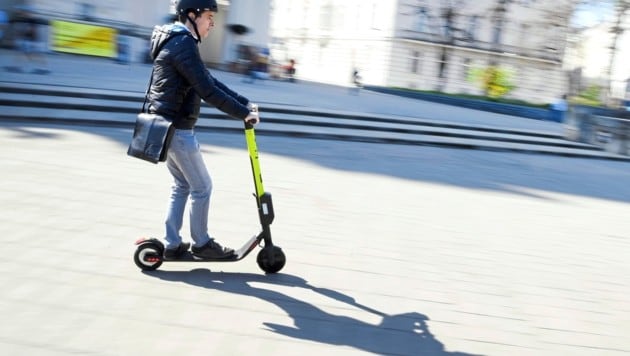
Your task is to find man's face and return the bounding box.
[193,10,215,38]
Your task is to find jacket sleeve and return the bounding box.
[171,36,250,120]
[208,70,249,106]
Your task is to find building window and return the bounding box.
[79,3,95,21]
[411,50,421,74]
[461,58,471,79]
[370,1,379,29]
[519,23,530,49]
[467,16,478,41]
[415,7,429,33]
[320,1,333,32]
[438,49,448,78]
[492,19,503,45]
[442,8,455,40]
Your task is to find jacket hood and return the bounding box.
[149,23,191,60]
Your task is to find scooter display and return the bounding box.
[133,115,286,274]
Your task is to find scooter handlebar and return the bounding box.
[244,107,260,129]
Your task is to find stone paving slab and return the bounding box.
[0,121,629,355]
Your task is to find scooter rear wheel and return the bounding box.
[257,245,286,274]
[134,242,163,271]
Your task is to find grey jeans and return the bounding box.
[164,129,212,249]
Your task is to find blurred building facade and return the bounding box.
[1,0,579,104]
[0,0,271,66]
[270,0,577,104]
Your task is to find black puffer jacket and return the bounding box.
[148,23,250,129]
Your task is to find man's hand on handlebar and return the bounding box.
[245,110,260,125]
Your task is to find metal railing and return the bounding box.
[565,108,630,156]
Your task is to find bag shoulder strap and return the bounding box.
[142,32,190,113]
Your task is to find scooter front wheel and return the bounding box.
[134,242,164,271]
[257,245,286,274]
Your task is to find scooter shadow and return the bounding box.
[143,269,480,355]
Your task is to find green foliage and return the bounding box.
[571,85,602,106]
[390,88,549,108]
[580,85,601,102]
[468,66,516,99]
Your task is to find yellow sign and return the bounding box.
[51,20,117,57]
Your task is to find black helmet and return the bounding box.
[174,0,218,43]
[176,0,218,15]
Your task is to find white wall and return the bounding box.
[221,0,271,63]
[270,0,397,86]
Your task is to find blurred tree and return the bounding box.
[572,0,630,105]
[606,0,630,105]
[468,65,516,98]
[573,84,603,106]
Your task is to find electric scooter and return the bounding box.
[133,115,286,274]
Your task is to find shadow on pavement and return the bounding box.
[201,128,630,204]
[144,269,481,356]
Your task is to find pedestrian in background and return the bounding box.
[242,45,258,83]
[4,8,49,74]
[350,68,362,95]
[243,46,270,83]
[284,58,296,82]
[550,94,568,123]
[0,9,8,46]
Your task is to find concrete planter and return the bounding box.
[365,86,551,121]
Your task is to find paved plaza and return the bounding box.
[1,47,629,355]
[0,119,628,355]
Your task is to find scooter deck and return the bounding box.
[160,234,261,263]
[165,251,238,262]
